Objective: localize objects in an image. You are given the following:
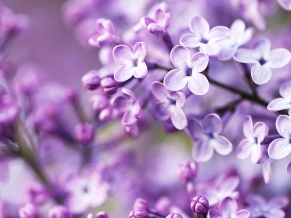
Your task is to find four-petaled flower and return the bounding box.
[236,116,268,164]
[164,45,209,95]
[187,113,233,163]
[180,16,230,56]
[267,80,291,112]
[246,194,289,218]
[233,37,291,85]
[208,197,251,218]
[88,18,116,47]
[268,114,291,159]
[113,42,148,82]
[151,81,187,130]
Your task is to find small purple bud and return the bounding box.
[101,77,118,95]
[82,70,101,90]
[190,196,209,214]
[155,197,171,215]
[96,211,109,218]
[19,203,38,218]
[48,205,72,218]
[166,213,183,218]
[133,198,149,210]
[74,123,94,144]
[177,161,198,183]
[133,209,148,218]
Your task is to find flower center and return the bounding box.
[258,58,266,65]
[186,67,192,76]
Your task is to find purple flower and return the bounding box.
[208,197,251,218]
[87,211,109,218]
[187,113,233,163]
[236,116,268,164]
[88,18,115,47]
[166,213,183,218]
[151,81,187,130]
[177,161,198,183]
[268,115,291,159]
[277,0,291,10]
[180,16,230,56]
[233,37,291,85]
[218,19,254,61]
[267,80,291,112]
[164,45,209,95]
[19,203,38,218]
[140,2,171,34]
[191,196,209,214]
[246,194,289,218]
[74,123,94,145]
[113,42,148,82]
[48,205,72,218]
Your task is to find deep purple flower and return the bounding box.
[233,37,291,85]
[246,194,289,218]
[191,196,209,214]
[236,116,268,164]
[208,197,251,218]
[267,80,291,112]
[268,115,291,159]
[19,203,38,218]
[48,205,72,218]
[218,19,254,61]
[151,81,187,130]
[140,2,171,34]
[187,113,233,163]
[88,18,115,47]
[113,42,148,82]
[164,45,209,95]
[180,16,230,56]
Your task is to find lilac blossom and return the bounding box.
[187,113,233,163]
[236,116,268,164]
[151,81,187,130]
[267,80,291,112]
[191,196,209,214]
[208,197,251,218]
[218,19,254,61]
[88,18,116,47]
[246,194,289,218]
[48,205,72,218]
[268,115,291,159]
[19,203,38,218]
[164,45,209,95]
[180,16,230,56]
[277,0,291,10]
[113,42,148,82]
[140,2,171,34]
[233,37,291,85]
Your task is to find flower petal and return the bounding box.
[250,143,263,164]
[219,197,237,217]
[268,138,291,159]
[269,196,289,208]
[180,33,201,48]
[262,159,272,183]
[267,98,291,111]
[279,80,291,99]
[170,106,187,130]
[133,42,147,60]
[151,81,169,102]
[246,194,266,206]
[170,45,191,69]
[236,139,253,160]
[133,62,148,78]
[287,160,291,175]
[211,136,232,155]
[233,49,257,63]
[266,48,291,69]
[202,113,222,134]
[236,209,251,218]
[114,65,133,82]
[189,16,210,38]
[208,209,222,218]
[243,116,254,139]
[208,26,230,41]
[113,44,134,63]
[200,41,220,56]
[187,73,209,95]
[187,118,204,139]
[278,0,291,10]
[253,121,268,143]
[251,63,272,85]
[218,45,236,61]
[192,139,214,163]
[164,69,188,91]
[252,37,271,58]
[276,115,291,138]
[190,52,209,73]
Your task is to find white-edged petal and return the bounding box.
[187,73,209,95]
[251,63,272,85]
[268,138,291,159]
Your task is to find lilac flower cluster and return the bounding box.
[1,0,291,217]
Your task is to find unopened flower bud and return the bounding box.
[82,70,101,90]
[101,77,118,95]
[166,213,183,218]
[48,205,72,218]
[133,209,148,218]
[191,196,209,214]
[96,211,109,218]
[133,198,149,210]
[155,197,171,215]
[177,161,198,183]
[74,123,94,144]
[19,203,38,218]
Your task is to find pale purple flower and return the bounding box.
[233,37,291,85]
[164,45,209,95]
[48,205,72,218]
[140,2,171,34]
[277,0,291,10]
[19,203,38,218]
[151,81,187,130]
[113,42,148,82]
[187,113,233,163]
[88,18,115,47]
[180,16,230,56]
[218,19,254,61]
[74,123,94,145]
[246,194,289,218]
[267,80,291,112]
[268,115,291,159]
[208,197,251,218]
[236,116,268,164]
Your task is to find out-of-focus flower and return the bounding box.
[113,42,148,82]
[277,0,291,10]
[233,37,291,85]
[180,16,230,56]
[208,197,251,218]
[177,161,198,183]
[48,205,72,218]
[246,194,289,218]
[164,45,209,95]
[19,203,38,218]
[187,113,233,163]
